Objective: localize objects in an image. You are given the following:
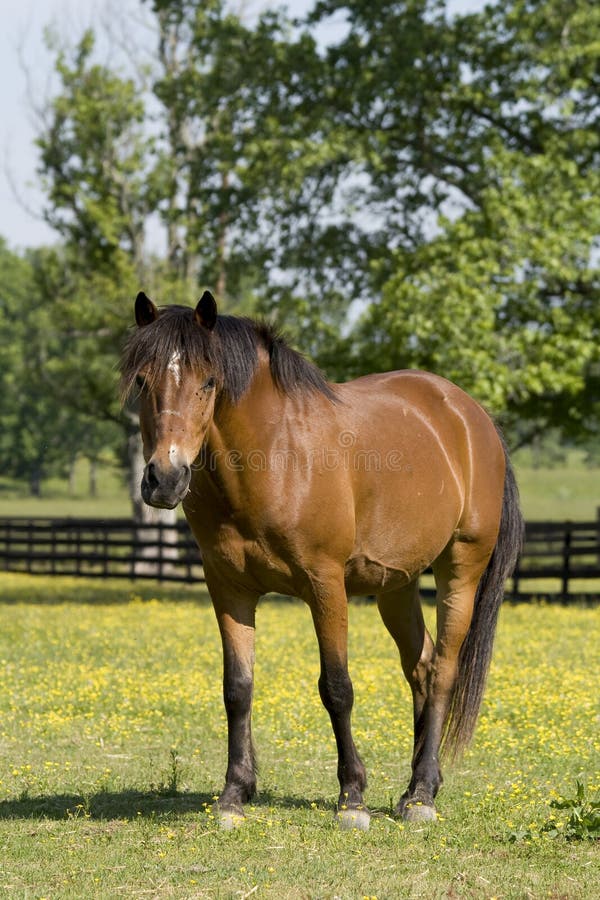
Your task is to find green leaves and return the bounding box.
[357,143,600,423]
[37,30,148,274]
[19,0,600,463]
[247,0,600,446]
[510,781,600,842]
[547,781,600,841]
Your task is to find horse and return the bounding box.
[120,290,523,830]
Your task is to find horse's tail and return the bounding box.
[442,435,524,758]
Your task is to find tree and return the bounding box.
[34,30,152,511]
[357,147,600,440]
[0,240,117,494]
[146,0,292,303]
[33,4,283,513]
[30,0,600,469]
[243,0,600,445]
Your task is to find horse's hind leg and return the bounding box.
[308,574,369,829]
[397,546,485,821]
[376,582,436,815]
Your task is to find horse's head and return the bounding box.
[121,291,219,509]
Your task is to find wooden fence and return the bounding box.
[512,519,600,601]
[0,516,599,600]
[0,518,204,583]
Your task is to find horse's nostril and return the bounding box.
[146,462,160,488]
[177,464,191,489]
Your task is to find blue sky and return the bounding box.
[0,0,485,251]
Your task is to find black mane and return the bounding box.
[120,305,337,404]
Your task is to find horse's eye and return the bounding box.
[136,374,146,390]
[203,376,216,390]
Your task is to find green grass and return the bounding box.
[513,451,600,521]
[0,574,598,898]
[0,457,130,519]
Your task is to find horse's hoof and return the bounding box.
[336,807,371,831]
[216,808,245,830]
[401,801,437,823]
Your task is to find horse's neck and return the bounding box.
[211,355,281,446]
[201,356,331,494]
[184,367,273,524]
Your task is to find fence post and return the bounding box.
[158,519,164,581]
[4,520,10,572]
[103,525,110,578]
[130,521,137,580]
[51,522,57,576]
[27,521,33,574]
[511,558,520,601]
[561,523,572,604]
[75,522,82,577]
[185,524,193,582]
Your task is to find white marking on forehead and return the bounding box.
[167,350,182,387]
[158,409,183,418]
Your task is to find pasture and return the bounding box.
[0,575,598,898]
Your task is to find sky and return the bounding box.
[0,0,484,252]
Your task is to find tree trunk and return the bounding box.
[68,454,77,496]
[127,424,179,576]
[29,462,42,498]
[89,457,98,498]
[215,170,229,299]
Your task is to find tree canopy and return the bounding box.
[247,0,600,444]
[1,0,598,498]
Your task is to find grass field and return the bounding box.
[0,458,131,519]
[513,453,600,521]
[0,574,598,898]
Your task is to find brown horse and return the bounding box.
[120,290,523,830]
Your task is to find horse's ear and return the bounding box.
[195,290,217,331]
[135,292,158,327]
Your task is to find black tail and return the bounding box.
[442,436,524,757]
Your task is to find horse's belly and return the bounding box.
[344,553,415,595]
[344,491,460,595]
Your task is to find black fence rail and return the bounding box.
[511,519,600,601]
[0,517,599,600]
[0,517,204,583]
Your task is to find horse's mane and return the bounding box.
[120,305,337,404]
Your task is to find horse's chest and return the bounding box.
[204,522,301,595]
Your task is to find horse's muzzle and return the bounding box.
[141,461,191,509]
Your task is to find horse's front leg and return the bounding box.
[308,577,369,830]
[210,587,259,828]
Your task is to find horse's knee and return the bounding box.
[318,666,354,717]
[410,644,435,700]
[223,669,253,717]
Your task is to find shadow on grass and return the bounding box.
[0,788,339,821]
[0,789,214,820]
[0,578,213,606]
[0,577,314,608]
[0,576,432,609]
